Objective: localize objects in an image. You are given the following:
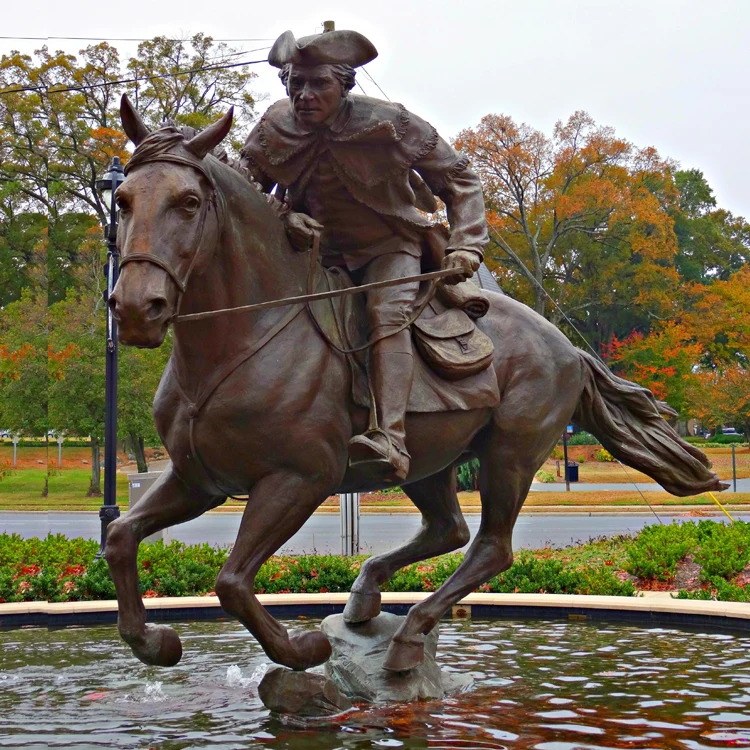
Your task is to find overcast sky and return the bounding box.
[4,0,749,216]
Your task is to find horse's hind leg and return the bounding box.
[383,434,539,672]
[105,465,222,667]
[344,465,470,623]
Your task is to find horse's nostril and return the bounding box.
[107,294,120,318]
[146,297,169,321]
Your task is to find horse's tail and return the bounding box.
[573,350,728,497]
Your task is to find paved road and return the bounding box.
[3,510,750,555]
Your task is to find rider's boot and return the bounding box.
[349,331,414,483]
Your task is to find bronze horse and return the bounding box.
[106,97,725,674]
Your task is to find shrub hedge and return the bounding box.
[4,521,750,604]
[567,431,599,446]
[0,532,634,603]
[684,435,747,446]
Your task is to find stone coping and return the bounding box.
[1,592,749,629]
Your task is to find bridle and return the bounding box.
[119,153,225,320]
[116,150,463,499]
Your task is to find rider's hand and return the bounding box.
[441,250,481,285]
[284,212,323,252]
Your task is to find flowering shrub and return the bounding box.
[0,533,634,602]
[5,522,750,604]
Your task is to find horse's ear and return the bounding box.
[120,94,150,146]
[186,107,234,159]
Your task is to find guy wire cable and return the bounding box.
[488,226,665,523]
[0,57,269,97]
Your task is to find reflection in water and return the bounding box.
[2,618,750,748]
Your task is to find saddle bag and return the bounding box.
[412,308,495,381]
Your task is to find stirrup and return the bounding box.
[349,428,410,482]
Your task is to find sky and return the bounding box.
[4,0,750,216]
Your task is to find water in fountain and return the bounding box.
[2,618,750,748]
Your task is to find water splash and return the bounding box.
[143,681,168,703]
[226,663,267,688]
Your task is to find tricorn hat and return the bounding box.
[268,29,378,69]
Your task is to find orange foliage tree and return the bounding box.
[454,111,680,349]
[604,323,700,417]
[606,267,750,427]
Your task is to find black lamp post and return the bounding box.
[95,156,126,556]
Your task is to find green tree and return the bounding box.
[119,343,171,472]
[673,169,750,284]
[47,240,105,495]
[0,207,47,307]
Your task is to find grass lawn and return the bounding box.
[0,469,130,511]
[1,445,747,512]
[540,446,749,484]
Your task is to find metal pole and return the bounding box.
[12,434,18,468]
[57,434,63,469]
[733,444,737,493]
[562,432,570,492]
[97,159,123,557]
[340,492,360,556]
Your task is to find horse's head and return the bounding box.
[109,95,233,347]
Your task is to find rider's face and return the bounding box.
[287,65,345,127]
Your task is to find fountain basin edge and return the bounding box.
[2,591,750,633]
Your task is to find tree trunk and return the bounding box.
[88,436,102,496]
[534,273,546,317]
[130,432,148,473]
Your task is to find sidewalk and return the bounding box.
[529,478,749,492]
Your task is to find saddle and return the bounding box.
[308,267,501,413]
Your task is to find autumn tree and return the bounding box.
[607,266,750,430]
[1,36,256,470]
[0,285,48,438]
[454,111,681,351]
[124,34,259,151]
[605,323,700,420]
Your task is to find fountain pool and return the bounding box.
[2,617,750,749]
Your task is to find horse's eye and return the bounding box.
[179,196,201,214]
[116,197,130,215]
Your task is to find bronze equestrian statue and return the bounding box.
[105,28,726,676]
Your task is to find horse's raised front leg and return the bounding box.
[104,465,222,667]
[344,465,470,624]
[215,471,333,671]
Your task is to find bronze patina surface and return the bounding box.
[105,30,725,678]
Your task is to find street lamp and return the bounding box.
[95,156,126,557]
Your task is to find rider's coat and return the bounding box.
[240,95,489,271]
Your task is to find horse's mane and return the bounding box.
[125,123,261,190]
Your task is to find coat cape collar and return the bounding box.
[242,95,434,187]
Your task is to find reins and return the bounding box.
[174,259,461,323]
[120,150,462,499]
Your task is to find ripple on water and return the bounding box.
[3,619,750,748]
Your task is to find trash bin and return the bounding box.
[566,462,579,482]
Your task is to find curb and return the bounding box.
[2,592,749,632]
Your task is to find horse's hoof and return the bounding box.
[383,636,424,672]
[287,629,332,671]
[343,590,381,623]
[126,624,183,667]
